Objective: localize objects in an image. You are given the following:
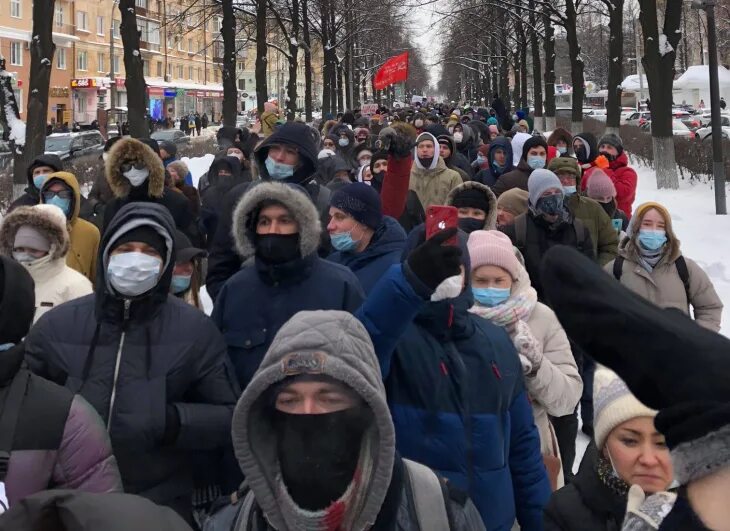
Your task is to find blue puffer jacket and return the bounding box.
[473,136,514,188]
[327,216,407,294]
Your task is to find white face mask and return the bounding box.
[13,251,39,264]
[102,152,110,161]
[453,132,464,143]
[107,251,162,297]
[431,274,464,302]
[123,167,150,187]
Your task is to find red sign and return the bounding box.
[373,52,409,90]
[71,78,97,88]
[148,87,164,96]
[115,77,126,88]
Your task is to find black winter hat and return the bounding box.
[370,151,388,175]
[520,136,548,161]
[112,226,167,258]
[27,154,63,181]
[174,230,206,263]
[159,140,177,158]
[139,138,161,157]
[104,136,123,153]
[540,246,730,485]
[450,187,491,214]
[330,182,383,230]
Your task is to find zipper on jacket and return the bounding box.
[107,299,130,432]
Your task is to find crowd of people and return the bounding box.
[0,96,727,531]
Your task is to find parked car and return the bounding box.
[44,131,105,161]
[695,116,730,141]
[625,111,652,126]
[585,109,607,122]
[151,129,191,146]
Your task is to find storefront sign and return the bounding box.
[115,77,126,88]
[71,78,97,88]
[50,87,69,98]
[148,87,165,96]
[164,89,177,98]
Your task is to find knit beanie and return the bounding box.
[330,183,383,230]
[586,169,617,200]
[487,117,498,126]
[451,187,491,214]
[527,169,563,207]
[467,230,521,280]
[598,133,624,155]
[370,151,388,174]
[112,225,167,258]
[548,156,580,178]
[14,225,51,252]
[521,136,548,161]
[497,188,529,217]
[593,366,657,451]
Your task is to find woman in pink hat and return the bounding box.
[466,229,583,490]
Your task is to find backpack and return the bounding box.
[613,255,691,306]
[514,214,587,253]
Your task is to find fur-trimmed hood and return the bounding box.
[105,137,166,199]
[446,181,498,230]
[0,204,70,260]
[232,182,322,260]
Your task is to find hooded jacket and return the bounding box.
[8,154,63,212]
[213,310,485,531]
[200,156,248,245]
[40,172,100,283]
[472,137,514,188]
[102,138,194,239]
[409,133,463,208]
[206,123,332,300]
[438,135,473,179]
[546,128,573,155]
[327,216,407,294]
[212,182,365,389]
[0,256,121,507]
[453,124,479,165]
[24,202,237,511]
[491,136,547,198]
[581,151,638,218]
[0,204,92,322]
[445,181,498,231]
[573,132,599,168]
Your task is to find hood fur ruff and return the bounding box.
[446,180,498,231]
[232,182,322,259]
[0,204,70,260]
[105,137,165,198]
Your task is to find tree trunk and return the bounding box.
[336,61,344,112]
[520,31,528,108]
[286,0,300,120]
[302,0,313,121]
[255,0,268,114]
[564,0,584,133]
[221,0,237,127]
[320,0,332,116]
[639,0,682,189]
[529,0,543,130]
[513,56,521,110]
[119,0,148,138]
[0,60,26,197]
[543,9,556,131]
[605,0,624,132]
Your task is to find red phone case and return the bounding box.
[426,205,459,245]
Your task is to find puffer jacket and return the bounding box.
[24,202,238,512]
[581,151,638,218]
[212,182,365,389]
[605,235,723,332]
[473,136,513,188]
[327,216,407,294]
[8,154,63,212]
[0,256,121,507]
[40,172,100,283]
[491,159,533,197]
[445,181,498,231]
[409,157,463,208]
[0,204,92,322]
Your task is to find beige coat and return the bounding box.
[409,157,464,208]
[606,239,723,332]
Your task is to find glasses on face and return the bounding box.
[120,161,147,172]
[43,190,73,201]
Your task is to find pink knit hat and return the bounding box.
[467,230,521,280]
[586,169,617,200]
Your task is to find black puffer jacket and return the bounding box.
[25,202,238,513]
[544,444,626,531]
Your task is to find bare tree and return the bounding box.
[119,0,149,137]
[220,0,239,126]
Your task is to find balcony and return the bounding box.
[53,23,75,36]
[140,40,161,52]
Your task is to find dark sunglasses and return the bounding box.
[120,161,147,172]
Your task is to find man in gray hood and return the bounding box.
[206,310,486,530]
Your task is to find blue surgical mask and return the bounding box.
[476,155,487,165]
[536,194,564,216]
[527,156,545,170]
[563,185,577,196]
[265,156,295,180]
[0,343,15,351]
[338,137,350,147]
[638,229,667,251]
[557,146,567,155]
[330,231,359,252]
[46,195,71,216]
[107,251,162,297]
[33,174,48,189]
[472,286,511,307]
[492,160,504,170]
[13,251,38,264]
[170,274,192,294]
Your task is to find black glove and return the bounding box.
[406,228,462,291]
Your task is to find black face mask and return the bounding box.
[600,151,617,162]
[255,233,301,265]
[274,406,373,511]
[418,156,434,168]
[458,217,484,233]
[575,145,587,163]
[599,199,616,217]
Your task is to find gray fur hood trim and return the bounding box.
[231,181,322,259]
[231,310,395,531]
[446,180,498,230]
[0,205,70,260]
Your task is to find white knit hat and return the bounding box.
[593,366,657,450]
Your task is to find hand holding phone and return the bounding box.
[426,205,459,246]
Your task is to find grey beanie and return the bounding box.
[527,169,563,207]
[598,133,624,155]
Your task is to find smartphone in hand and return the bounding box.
[426,205,459,246]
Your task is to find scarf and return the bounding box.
[597,453,630,498]
[637,244,665,273]
[468,288,538,331]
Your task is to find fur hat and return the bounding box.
[0,204,70,261]
[106,137,165,198]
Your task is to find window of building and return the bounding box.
[237,61,245,71]
[166,62,172,78]
[97,16,104,36]
[9,42,22,66]
[147,21,160,44]
[135,0,147,8]
[138,21,148,41]
[177,37,184,52]
[98,53,105,73]
[113,19,121,38]
[57,48,66,69]
[188,66,193,79]
[55,5,64,26]
[76,11,88,31]
[197,67,202,82]
[156,61,162,77]
[177,64,183,78]
[77,50,88,71]
[113,55,120,73]
[143,60,150,77]
[10,0,21,18]
[188,38,193,53]
[238,78,245,90]
[214,69,219,83]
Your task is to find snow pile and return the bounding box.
[658,34,673,57]
[180,153,214,188]
[674,65,730,89]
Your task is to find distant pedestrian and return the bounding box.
[201,113,209,129]
[720,97,726,110]
[195,113,202,136]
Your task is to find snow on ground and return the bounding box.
[180,153,214,188]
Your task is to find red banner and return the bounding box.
[373,52,409,90]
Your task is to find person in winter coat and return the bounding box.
[200,156,248,247]
[438,135,472,179]
[212,182,365,390]
[85,138,121,228]
[467,230,582,491]
[38,172,100,283]
[491,93,508,129]
[492,135,548,197]
[206,123,331,301]
[167,160,201,219]
[170,230,206,310]
[320,155,353,191]
[501,169,595,301]
[206,310,486,531]
[496,188,529,229]
[409,132,463,208]
[473,136,514,188]
[452,122,479,164]
[509,132,533,167]
[0,256,121,508]
[326,183,406,294]
[7,155,63,212]
[546,128,573,156]
[585,169,629,232]
[572,132,598,172]
[544,367,672,531]
[445,181,498,234]
[378,231,551,530]
[548,156,618,265]
[330,125,357,165]
[605,202,723,332]
[581,133,638,218]
[24,202,238,524]
[102,138,196,241]
[0,205,92,323]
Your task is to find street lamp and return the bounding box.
[692,0,726,215]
